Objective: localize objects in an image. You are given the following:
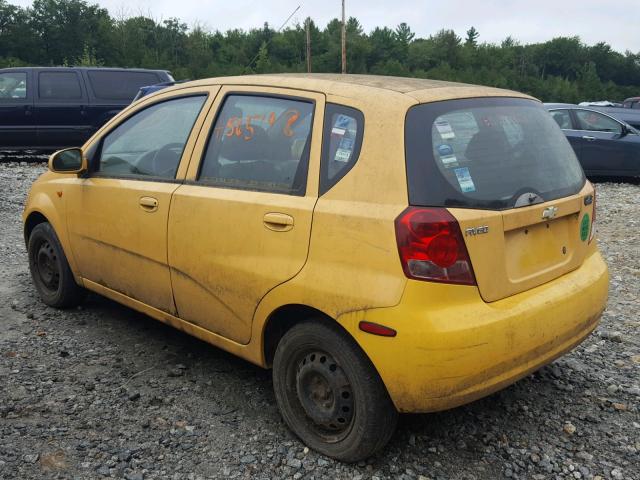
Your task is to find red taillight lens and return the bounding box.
[395,207,476,285]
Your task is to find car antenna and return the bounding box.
[245,5,301,71]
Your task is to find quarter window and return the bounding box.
[575,110,622,134]
[320,104,364,195]
[97,95,206,179]
[0,72,27,99]
[550,110,572,130]
[198,95,314,195]
[39,72,82,99]
[87,71,162,101]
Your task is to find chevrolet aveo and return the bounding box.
[23,74,609,461]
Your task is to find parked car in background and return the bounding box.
[24,74,608,461]
[132,80,187,102]
[576,100,640,130]
[546,103,640,178]
[0,67,173,151]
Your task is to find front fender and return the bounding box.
[23,180,81,284]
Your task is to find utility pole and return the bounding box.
[341,0,346,74]
[306,18,312,73]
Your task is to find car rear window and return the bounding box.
[87,71,162,101]
[405,97,585,210]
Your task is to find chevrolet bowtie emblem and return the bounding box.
[542,206,558,220]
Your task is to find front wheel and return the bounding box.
[28,222,85,308]
[273,320,398,462]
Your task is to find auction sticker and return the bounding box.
[454,167,476,193]
[435,120,455,139]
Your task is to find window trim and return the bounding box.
[37,70,85,102]
[195,91,316,197]
[89,93,208,182]
[319,103,365,196]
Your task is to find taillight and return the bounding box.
[589,187,596,243]
[394,207,476,285]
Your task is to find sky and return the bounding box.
[9,0,640,53]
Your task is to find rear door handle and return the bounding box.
[263,212,294,232]
[582,136,596,141]
[139,196,158,212]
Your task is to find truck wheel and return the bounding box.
[273,319,398,462]
[28,222,85,308]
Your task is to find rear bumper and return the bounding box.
[346,250,609,413]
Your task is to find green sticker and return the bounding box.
[580,214,590,242]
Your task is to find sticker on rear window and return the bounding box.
[435,120,455,139]
[454,167,476,193]
[440,154,458,167]
[437,144,453,156]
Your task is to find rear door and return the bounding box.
[405,97,594,302]
[572,109,634,175]
[168,86,324,344]
[35,69,89,148]
[0,69,34,148]
[549,108,582,161]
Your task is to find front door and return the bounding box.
[168,87,324,344]
[66,92,212,314]
[0,70,34,148]
[572,109,630,174]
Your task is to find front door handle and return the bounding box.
[139,196,158,212]
[582,135,596,141]
[263,212,294,232]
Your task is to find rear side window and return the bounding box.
[39,72,82,99]
[549,110,572,129]
[97,95,206,178]
[0,72,27,99]
[198,94,314,195]
[87,71,161,101]
[405,98,585,210]
[320,104,364,195]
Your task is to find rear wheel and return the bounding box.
[272,319,398,462]
[28,222,85,308]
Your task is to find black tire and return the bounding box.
[273,319,398,462]
[28,222,85,308]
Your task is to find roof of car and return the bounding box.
[177,73,535,105]
[544,103,577,109]
[1,66,169,73]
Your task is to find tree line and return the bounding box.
[1,0,639,103]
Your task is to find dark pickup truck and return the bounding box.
[0,67,172,151]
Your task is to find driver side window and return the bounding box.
[575,110,622,134]
[98,95,206,178]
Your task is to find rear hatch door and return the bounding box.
[405,97,594,302]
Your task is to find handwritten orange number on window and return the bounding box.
[283,109,300,137]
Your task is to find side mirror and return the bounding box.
[49,148,87,174]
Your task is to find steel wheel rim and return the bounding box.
[293,349,355,442]
[34,240,60,292]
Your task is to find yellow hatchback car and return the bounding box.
[23,74,608,461]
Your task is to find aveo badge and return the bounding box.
[580,214,590,242]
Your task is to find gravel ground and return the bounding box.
[0,160,638,480]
